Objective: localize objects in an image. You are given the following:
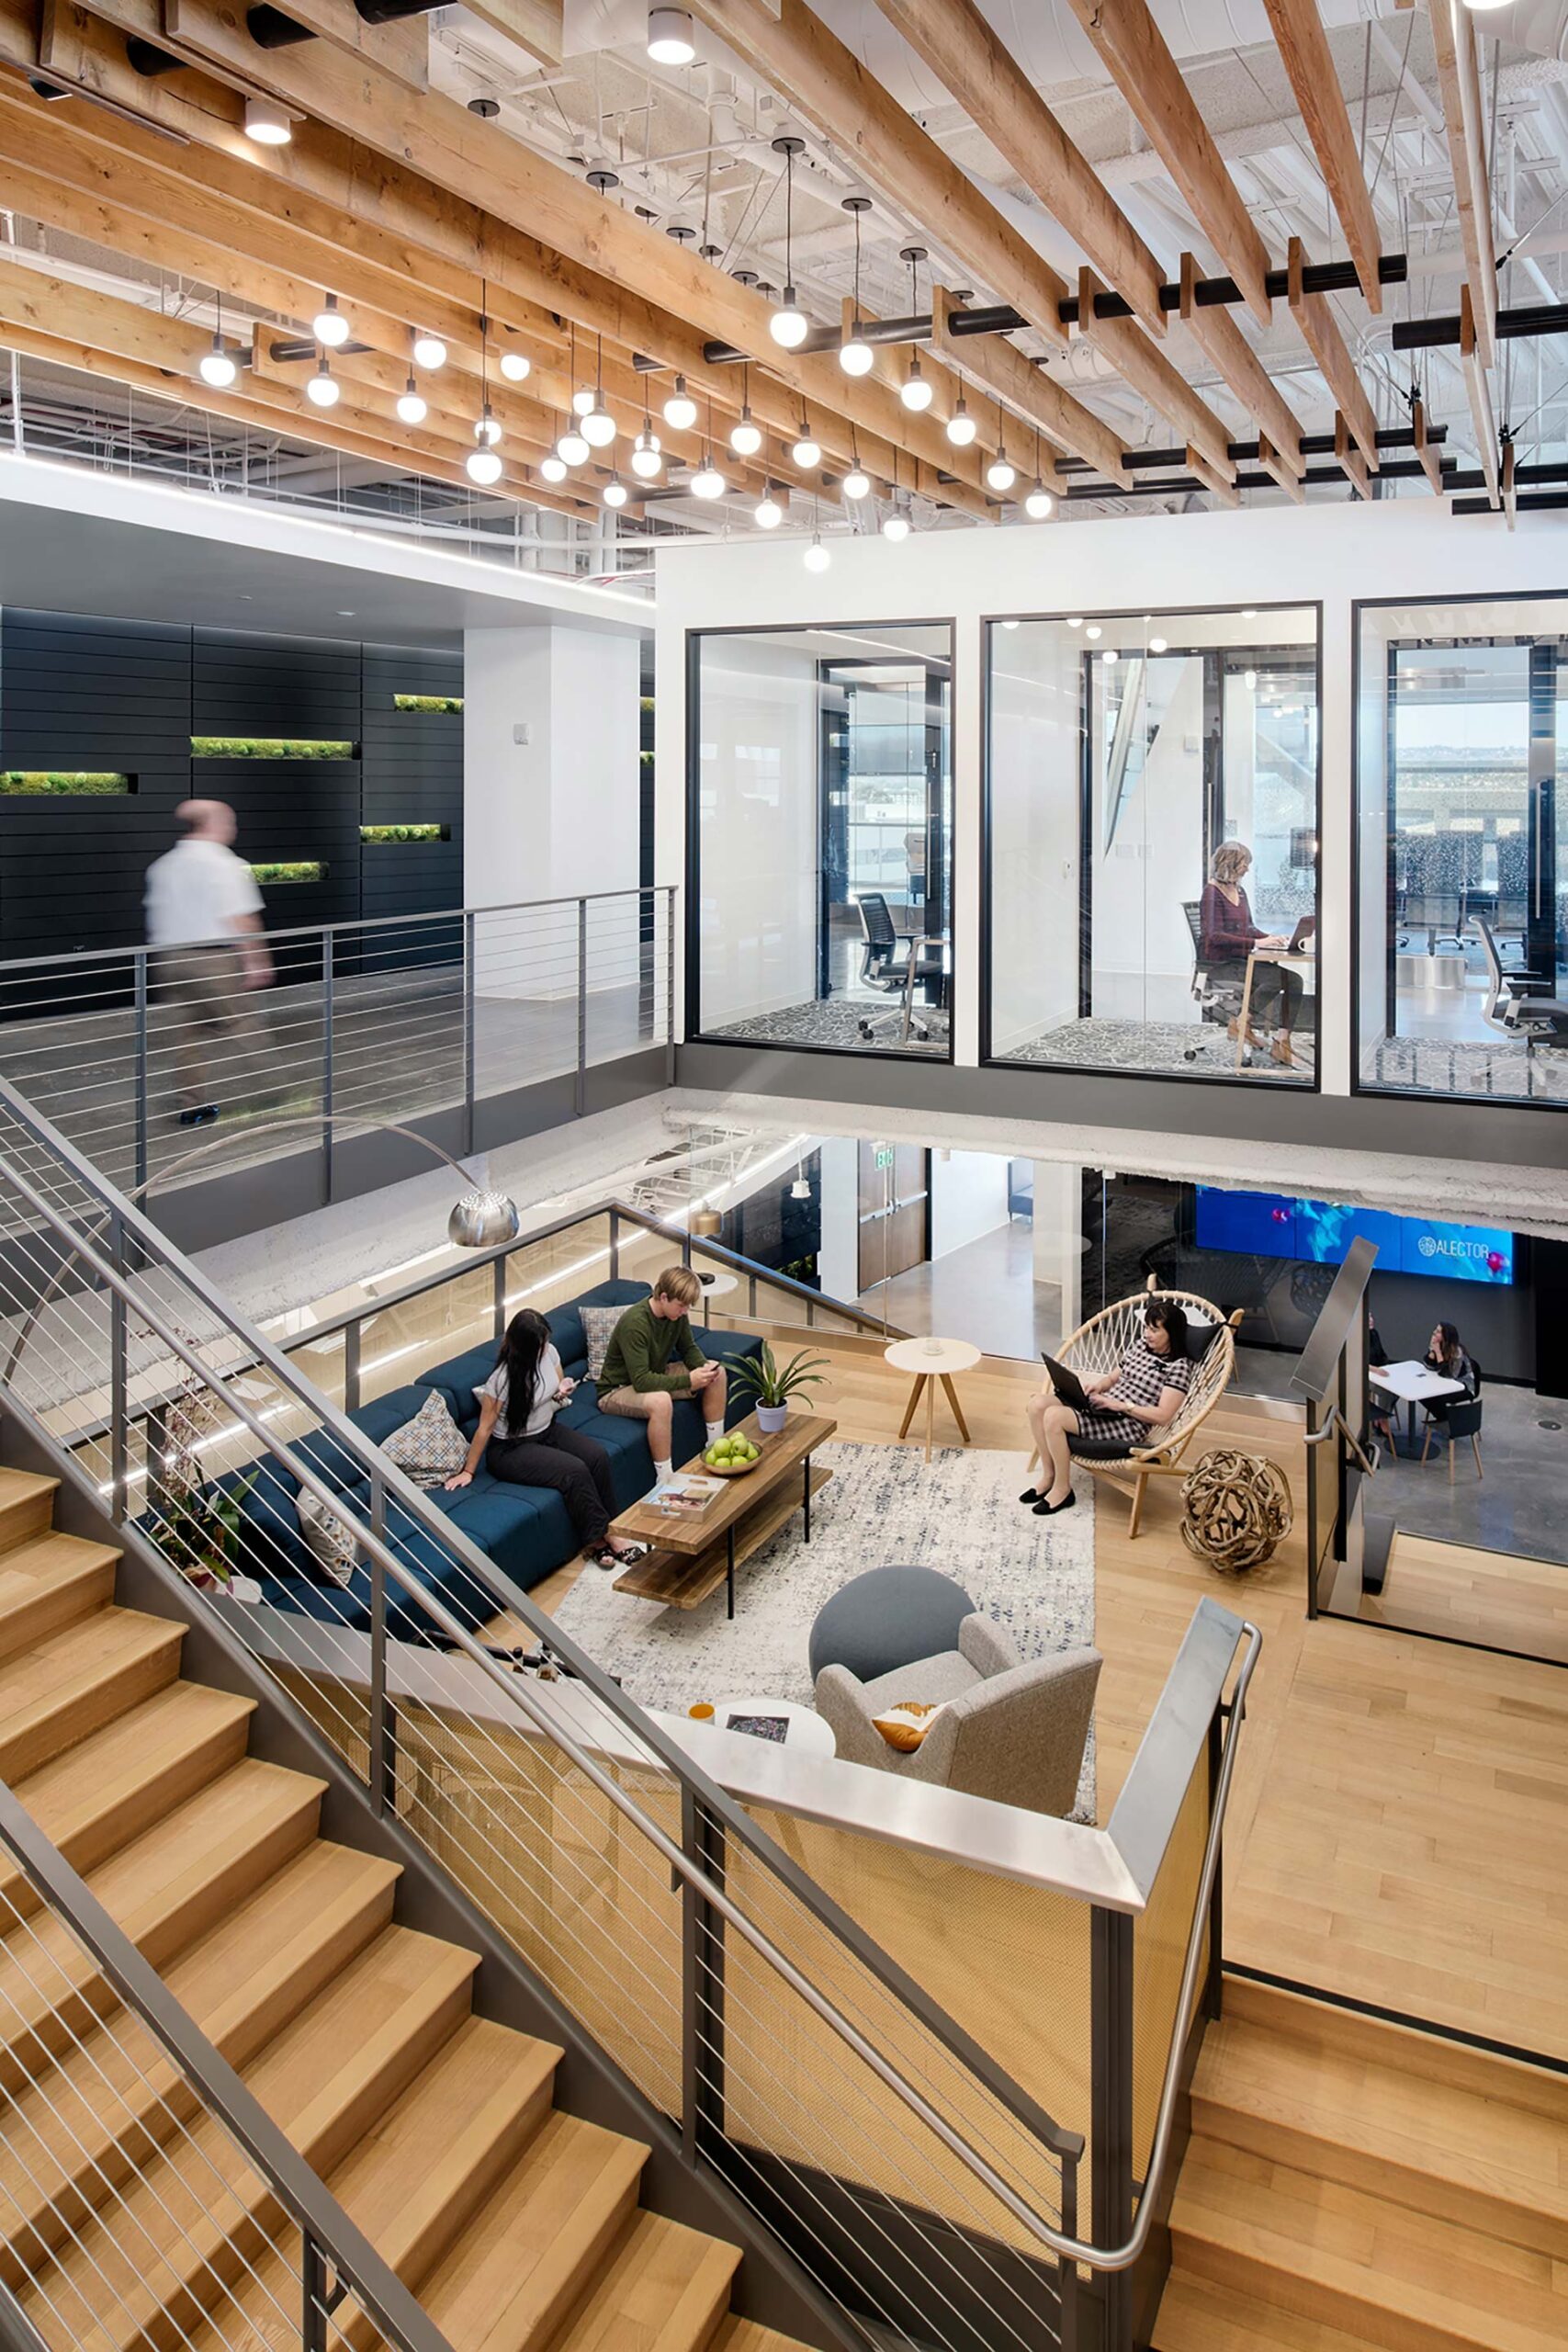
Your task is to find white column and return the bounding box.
[816,1136,862,1305]
[463,623,643,1001]
[1032,1160,1083,1342]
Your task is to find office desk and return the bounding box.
[1371,1358,1467,1448]
[1235,947,1316,1072]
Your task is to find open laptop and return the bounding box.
[1039,1352,1092,1412]
[1286,914,1317,954]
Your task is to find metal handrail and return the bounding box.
[0,1073,1262,2279]
[0,1087,1084,2188]
[0,1779,457,2352]
[0,883,672,978]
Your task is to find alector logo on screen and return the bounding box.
[1408,1224,1513,1282]
[1194,1188,1514,1283]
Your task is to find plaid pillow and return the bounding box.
[297,1491,358,1588]
[581,1306,625,1384]
[382,1392,468,1487]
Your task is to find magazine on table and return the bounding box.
[653,1472,725,1512]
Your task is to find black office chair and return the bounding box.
[854,891,943,1045]
[1179,899,1248,1065]
[1420,1396,1483,1483]
[1472,916,1568,1058]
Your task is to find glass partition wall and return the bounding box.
[1357,594,1568,1106]
[986,605,1320,1084]
[690,621,953,1057]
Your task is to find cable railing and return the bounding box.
[0,1074,1260,2352]
[0,1776,457,2352]
[0,886,673,1206]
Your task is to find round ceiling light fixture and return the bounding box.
[901,356,933,412]
[647,6,696,63]
[312,293,348,348]
[197,296,237,390]
[769,141,810,347]
[754,489,784,528]
[305,358,340,408]
[466,447,503,486]
[581,391,617,447]
[946,396,977,447]
[243,96,291,146]
[730,406,763,457]
[690,456,728,500]
[571,387,596,418]
[804,534,831,572]
[539,454,569,482]
[474,404,502,449]
[396,376,427,425]
[604,476,629,508]
[841,465,872,501]
[498,349,531,382]
[663,375,698,431]
[1024,482,1055,520]
[1148,634,1168,653]
[412,332,447,370]
[557,424,591,466]
[881,506,910,542]
[838,195,874,375]
[986,448,1017,493]
[630,426,663,480]
[791,421,822,469]
[771,293,810,349]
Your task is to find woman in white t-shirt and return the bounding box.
[445,1309,639,1570]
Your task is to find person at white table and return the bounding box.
[1421,1320,1479,1430]
[1022,1299,1193,1520]
[443,1308,640,1573]
[1199,842,1303,1069]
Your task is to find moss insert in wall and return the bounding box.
[192,736,356,760]
[250,861,327,885]
[392,693,463,715]
[360,823,450,843]
[0,771,134,796]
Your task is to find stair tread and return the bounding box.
[419,2110,651,2352]
[0,1470,60,1549]
[0,1840,404,2260]
[19,1928,485,2352]
[0,1532,118,1645]
[1155,2273,1404,2352]
[0,1680,256,1911]
[0,1606,186,1777]
[1172,2136,1568,2352]
[1196,2009,1568,2223]
[711,2324,819,2352]
[175,2017,565,2352]
[0,1758,327,2062]
[557,2211,741,2352]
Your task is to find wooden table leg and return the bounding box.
[897,1374,925,1441]
[939,1374,971,1444]
[924,1374,935,1463]
[1235,952,1258,1071]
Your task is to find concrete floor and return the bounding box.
[1366,1380,1568,1567]
[855,1216,1061,1360]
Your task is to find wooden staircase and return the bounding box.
[1154,1976,1568,2352]
[0,1468,816,2352]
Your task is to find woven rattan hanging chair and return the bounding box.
[1035,1275,1243,1540]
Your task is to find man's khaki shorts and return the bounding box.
[597,1387,664,1418]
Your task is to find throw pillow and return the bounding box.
[871,1701,947,1754]
[580,1305,625,1384]
[382,1392,469,1487]
[296,1490,358,1588]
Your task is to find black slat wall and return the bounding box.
[361,646,464,922]
[0,611,463,958]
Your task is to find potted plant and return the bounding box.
[729,1342,828,1435]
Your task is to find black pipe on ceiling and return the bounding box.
[125,38,187,76]
[245,7,317,49]
[1393,300,1568,352]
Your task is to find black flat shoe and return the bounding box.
[1032,1490,1077,1518]
[1019,1486,1043,1505]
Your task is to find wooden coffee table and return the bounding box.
[609,1409,836,1620]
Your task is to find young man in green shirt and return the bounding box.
[598,1264,728,1481]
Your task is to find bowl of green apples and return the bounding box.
[704,1430,763,1476]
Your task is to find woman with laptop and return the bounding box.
[1199,841,1308,1069]
[1022,1299,1194,1519]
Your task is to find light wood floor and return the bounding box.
[1360,1530,1568,1667]
[541,1338,1568,2065]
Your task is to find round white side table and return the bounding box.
[699,1697,837,1757]
[883,1336,982,1463]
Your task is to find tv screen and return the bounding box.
[1194,1189,1513,1285]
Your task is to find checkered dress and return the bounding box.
[1073,1339,1191,1450]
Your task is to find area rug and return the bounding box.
[551,1441,1097,1820]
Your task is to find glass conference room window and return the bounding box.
[986,605,1320,1084]
[690,621,953,1057]
[1357,596,1568,1108]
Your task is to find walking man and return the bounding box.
[144,799,273,1126]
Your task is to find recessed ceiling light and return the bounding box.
[647,6,696,64]
[336,609,355,617]
[244,96,291,146]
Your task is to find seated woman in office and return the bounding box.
[1021,1298,1193,1520]
[1199,842,1304,1068]
[1422,1320,1480,1426]
[445,1308,641,1572]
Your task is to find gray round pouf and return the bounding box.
[808,1565,976,1685]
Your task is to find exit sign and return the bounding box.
[874,1143,895,1170]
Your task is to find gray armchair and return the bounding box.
[815,1615,1101,1818]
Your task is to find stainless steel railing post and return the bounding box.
[575,897,589,1118]
[463,908,477,1156]
[107,1211,128,1528]
[302,2232,330,2352]
[609,1204,620,1280]
[681,1787,727,2171]
[132,952,149,1190]
[664,886,676,1086]
[321,928,335,1195]
[1089,1907,1134,2352]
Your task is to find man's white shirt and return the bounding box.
[145,838,263,948]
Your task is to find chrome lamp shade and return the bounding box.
[448,1189,523,1249]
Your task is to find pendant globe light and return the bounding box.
[467,448,503,486]
[197,289,236,389]
[630,418,663,479]
[881,450,910,540]
[729,367,762,457]
[604,475,628,508]
[412,330,446,370]
[769,137,810,348]
[557,422,590,466]
[312,292,349,348]
[690,399,727,499]
[897,248,933,410]
[499,346,531,383]
[838,196,874,375]
[804,533,830,572]
[1023,429,1055,519]
[581,335,616,446]
[539,453,569,482]
[466,300,504,484]
[986,442,1017,493]
[791,410,822,469]
[754,486,784,528]
[946,394,977,447]
[306,356,339,408]
[663,374,698,431]
[396,374,427,425]
[841,438,871,501]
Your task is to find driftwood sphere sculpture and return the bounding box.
[1179,1449,1292,1574]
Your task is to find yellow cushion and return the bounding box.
[871,1701,946,1754]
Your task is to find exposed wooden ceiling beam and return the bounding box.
[1179,280,1303,472]
[1062,0,1274,325]
[1459,283,1501,508]
[248,0,429,96]
[1428,0,1496,369]
[1262,0,1382,311]
[1185,443,1241,508]
[682,0,1070,352]
[1077,268,1231,475]
[1287,237,1379,470]
[1334,413,1371,500]
[931,289,1129,487]
[457,0,559,67]
[1411,395,1443,495]
[1256,433,1305,503]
